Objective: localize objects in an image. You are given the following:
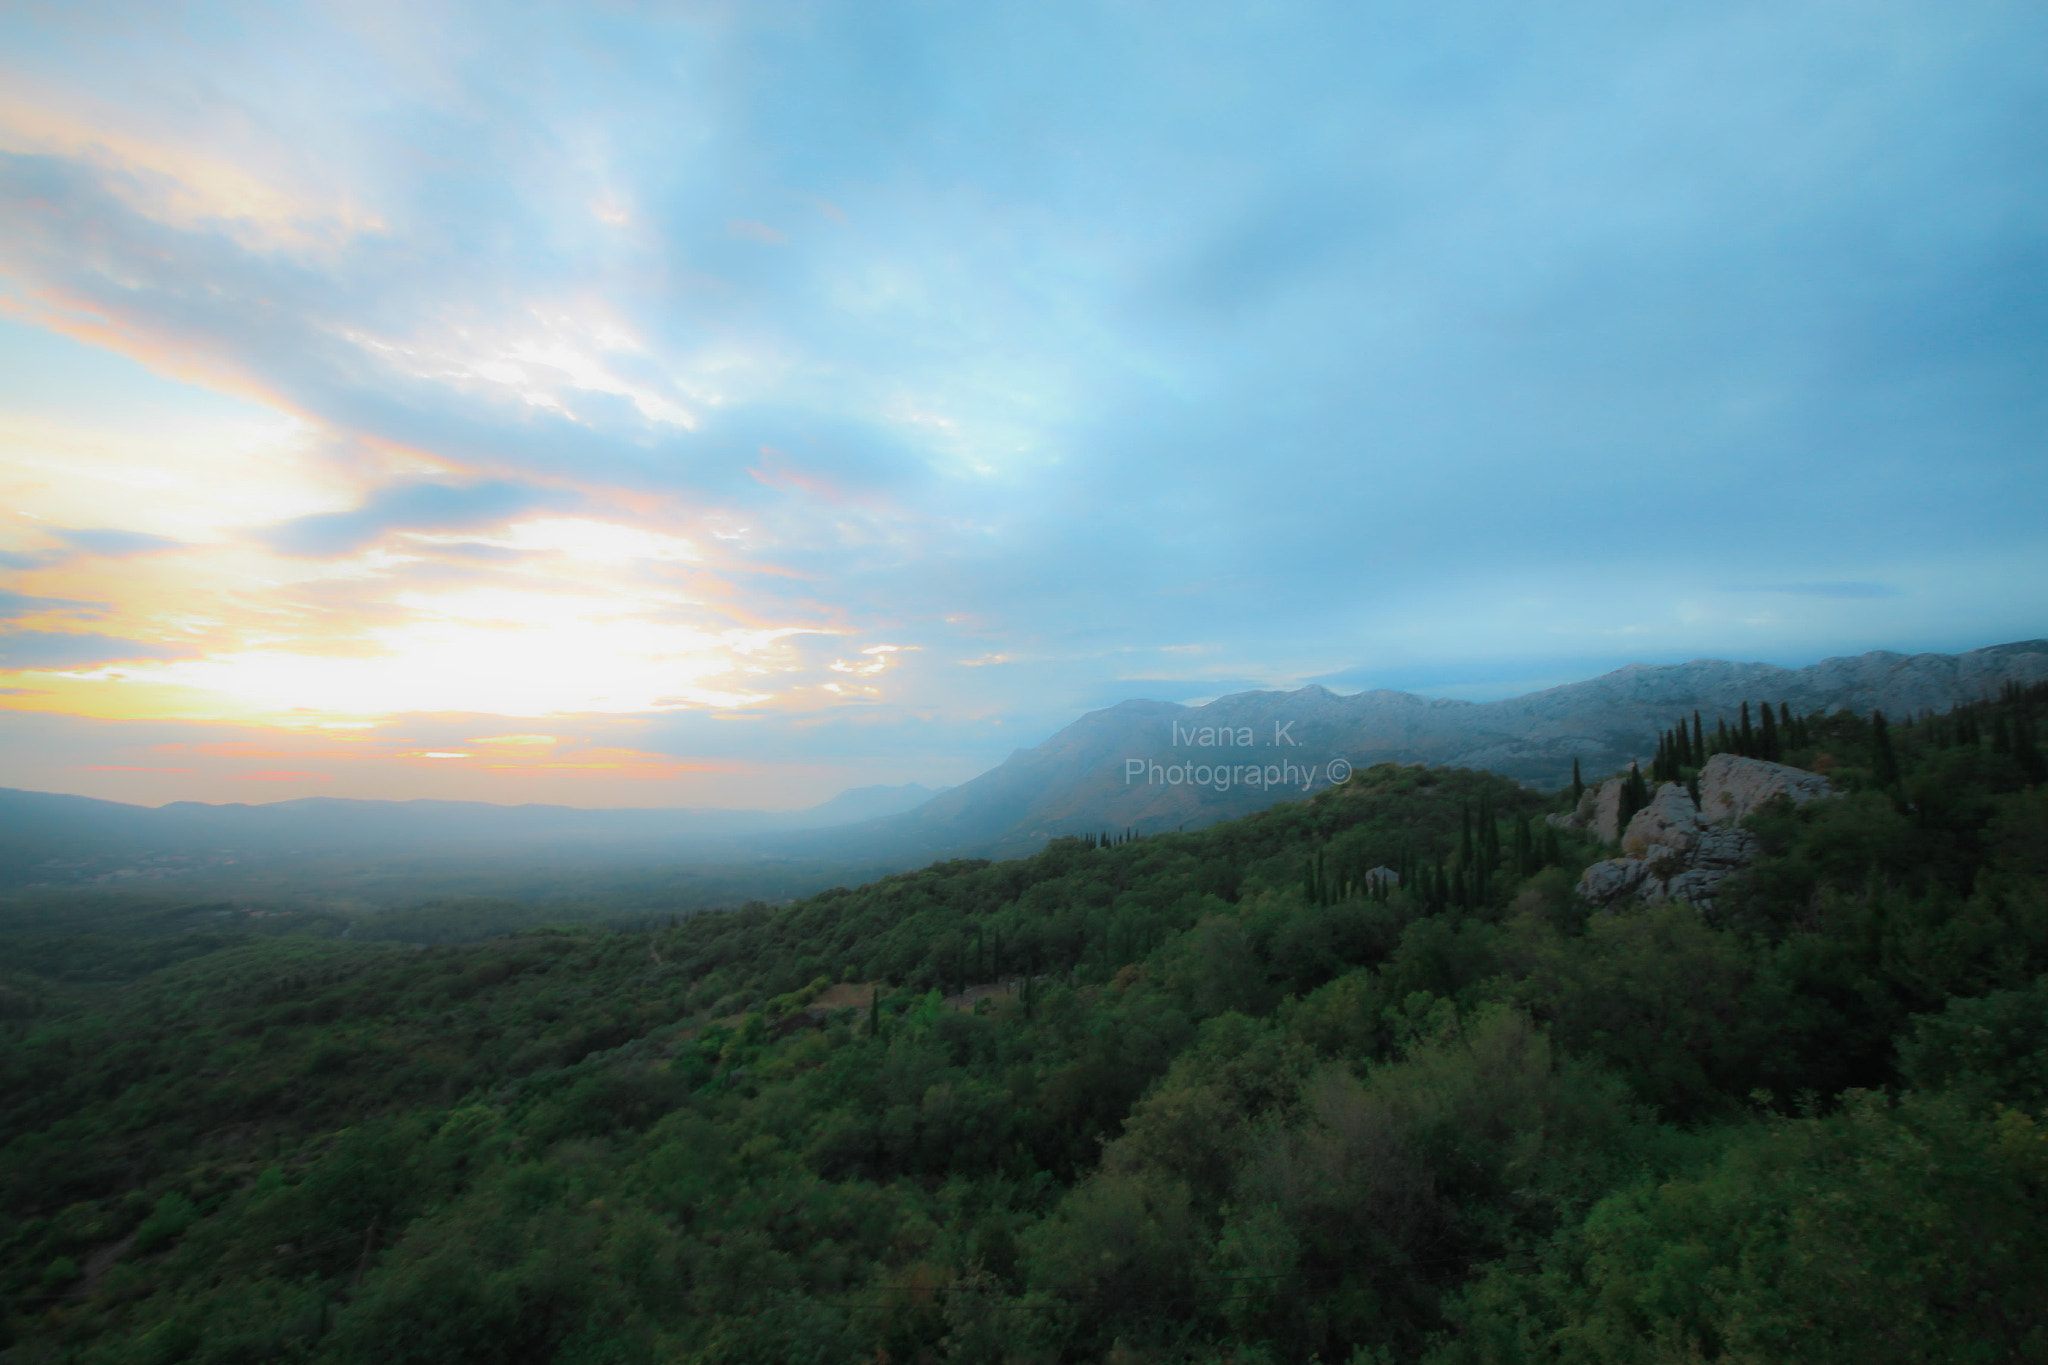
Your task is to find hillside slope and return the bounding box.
[0,686,2042,1363]
[808,638,2048,857]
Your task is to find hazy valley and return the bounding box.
[1,645,2045,1362]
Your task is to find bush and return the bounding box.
[1899,976,2048,1110]
[131,1190,197,1255]
[1438,1092,2048,1364]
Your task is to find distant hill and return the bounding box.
[7,639,2044,882]
[0,782,944,889]
[798,638,2048,858]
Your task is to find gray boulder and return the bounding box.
[1551,774,1636,843]
[1621,783,1704,858]
[1578,757,1831,910]
[1695,752,1835,825]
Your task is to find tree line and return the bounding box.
[0,685,2043,1362]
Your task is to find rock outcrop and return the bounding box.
[1575,755,1837,909]
[1690,752,1834,825]
[787,637,2042,861]
[1553,769,1646,844]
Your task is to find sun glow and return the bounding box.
[447,517,704,566]
[55,610,796,720]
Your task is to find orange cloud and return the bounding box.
[230,770,332,782]
[158,742,305,758]
[475,746,733,780]
[750,448,848,504]
[0,81,386,252]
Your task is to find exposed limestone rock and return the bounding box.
[1695,752,1835,825]
[1578,856,1650,903]
[1578,756,1833,910]
[1591,777,1629,844]
[1550,776,1634,842]
[1548,784,1600,832]
[1621,783,1703,858]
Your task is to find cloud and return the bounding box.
[0,631,184,669]
[0,532,182,572]
[413,542,528,562]
[256,480,573,557]
[1732,583,1907,600]
[0,0,2042,808]
[54,527,185,558]
[0,590,106,622]
[728,219,787,245]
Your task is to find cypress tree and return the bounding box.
[1871,710,1901,788]
[1622,762,1652,835]
[2013,715,2046,784]
[870,986,881,1037]
[1571,759,1584,804]
[1739,702,1754,757]
[1759,702,1779,762]
[1693,711,1706,763]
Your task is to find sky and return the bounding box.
[1,0,2044,810]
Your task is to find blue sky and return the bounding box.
[0,0,2043,807]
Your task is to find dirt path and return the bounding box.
[71,1229,138,1299]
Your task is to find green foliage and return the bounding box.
[0,694,2041,1362]
[129,1190,198,1256]
[1437,1093,2048,1364]
[1898,976,2048,1111]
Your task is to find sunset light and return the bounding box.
[1,0,2042,813]
[2,8,2044,1359]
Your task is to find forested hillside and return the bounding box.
[3,689,2045,1363]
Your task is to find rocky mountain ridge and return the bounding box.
[802,638,2046,859]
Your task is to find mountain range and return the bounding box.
[0,782,943,889]
[4,638,2043,886]
[791,637,2048,858]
